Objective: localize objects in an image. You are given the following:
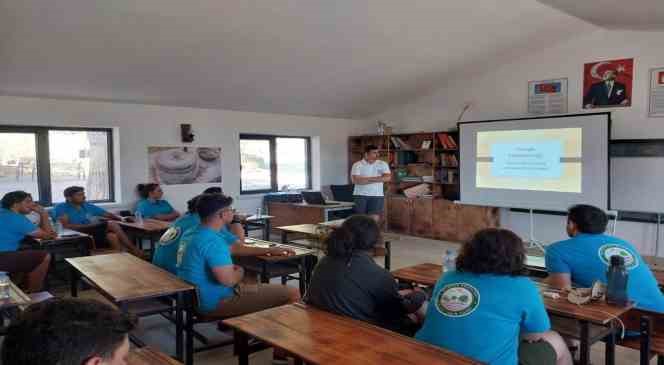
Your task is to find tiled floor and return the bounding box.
[51,235,650,364]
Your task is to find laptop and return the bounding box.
[301,191,339,206]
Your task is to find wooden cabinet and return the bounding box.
[387,196,434,237]
[387,196,413,233]
[388,196,499,242]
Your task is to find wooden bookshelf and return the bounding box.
[348,131,499,242]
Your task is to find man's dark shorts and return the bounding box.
[0,250,48,275]
[353,196,384,215]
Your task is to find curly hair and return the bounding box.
[456,228,526,276]
[325,215,379,257]
[1,298,136,364]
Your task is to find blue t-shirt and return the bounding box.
[546,233,664,313]
[53,202,107,224]
[153,213,201,274]
[0,209,37,252]
[135,199,175,219]
[177,226,236,312]
[416,271,550,365]
[153,213,239,275]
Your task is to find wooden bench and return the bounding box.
[619,309,664,365]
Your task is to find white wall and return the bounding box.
[0,96,372,213]
[371,29,664,256]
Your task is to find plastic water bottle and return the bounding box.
[0,272,11,300]
[54,220,64,236]
[442,249,457,273]
[606,255,629,306]
[135,211,144,226]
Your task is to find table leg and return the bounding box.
[70,266,80,297]
[605,328,615,365]
[580,320,590,365]
[261,261,269,284]
[175,292,184,362]
[234,329,250,365]
[281,230,288,244]
[384,241,391,271]
[263,219,271,241]
[185,291,194,365]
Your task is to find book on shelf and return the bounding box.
[436,133,457,150]
[440,154,459,167]
[421,139,432,149]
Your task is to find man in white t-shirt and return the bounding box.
[350,145,391,222]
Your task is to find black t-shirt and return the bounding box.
[305,252,413,333]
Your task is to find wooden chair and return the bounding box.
[619,308,664,365]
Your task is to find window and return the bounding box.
[0,126,114,205]
[240,134,311,194]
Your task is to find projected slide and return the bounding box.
[476,128,582,193]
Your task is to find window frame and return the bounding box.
[0,125,115,206]
[239,133,312,195]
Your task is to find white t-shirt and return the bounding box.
[351,159,390,197]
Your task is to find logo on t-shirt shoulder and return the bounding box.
[436,283,480,317]
[598,243,639,270]
[159,227,181,246]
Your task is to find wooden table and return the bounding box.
[128,347,183,365]
[66,253,195,365]
[22,230,95,288]
[268,201,354,228]
[238,214,274,240]
[275,223,396,270]
[119,219,171,255]
[239,238,318,294]
[392,263,633,365]
[223,303,480,365]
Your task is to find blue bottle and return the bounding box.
[606,255,629,306]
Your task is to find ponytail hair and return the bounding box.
[324,215,379,258]
[137,183,159,199]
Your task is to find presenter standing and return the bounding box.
[351,145,391,223]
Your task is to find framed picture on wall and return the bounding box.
[582,58,634,109]
[527,78,568,114]
[649,67,664,117]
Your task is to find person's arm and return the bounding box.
[520,281,551,338]
[152,201,181,222]
[230,244,295,257]
[58,214,96,230]
[547,273,572,291]
[152,211,181,221]
[374,272,411,317]
[544,248,573,290]
[211,264,244,287]
[102,211,123,221]
[229,222,245,244]
[30,204,55,235]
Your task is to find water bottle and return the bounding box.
[442,249,457,273]
[54,220,64,236]
[606,255,629,306]
[0,272,11,300]
[135,211,144,226]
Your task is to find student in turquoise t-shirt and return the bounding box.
[54,186,145,258]
[416,229,571,365]
[546,204,664,313]
[155,191,292,274]
[177,194,299,316]
[0,191,55,292]
[135,183,180,222]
